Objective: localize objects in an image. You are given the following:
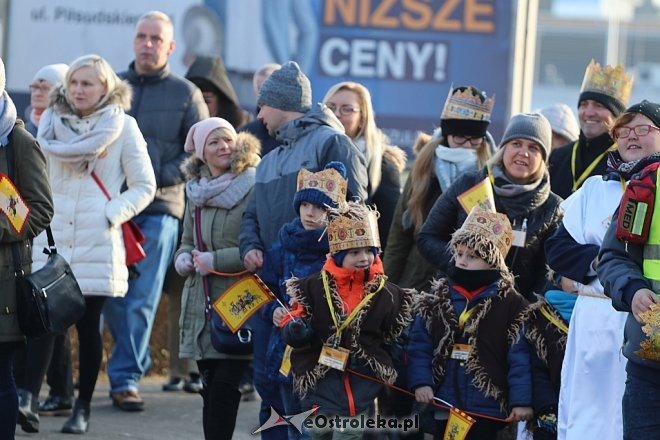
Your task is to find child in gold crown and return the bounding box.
[258,161,348,439]
[280,201,415,439]
[407,207,533,439]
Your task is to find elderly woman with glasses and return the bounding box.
[323,82,406,252]
[553,100,660,440]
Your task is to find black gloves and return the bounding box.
[282,318,314,348]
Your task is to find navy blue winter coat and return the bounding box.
[258,218,329,383]
[407,281,532,419]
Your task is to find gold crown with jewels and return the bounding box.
[327,202,380,254]
[580,59,633,105]
[441,85,495,122]
[297,167,348,206]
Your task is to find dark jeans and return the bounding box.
[197,358,250,440]
[623,374,660,440]
[0,343,18,440]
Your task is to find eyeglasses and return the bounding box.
[451,135,484,146]
[326,103,360,117]
[29,84,51,93]
[614,125,660,139]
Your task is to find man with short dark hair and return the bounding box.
[103,10,208,412]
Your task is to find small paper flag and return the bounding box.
[443,407,476,440]
[456,177,495,214]
[0,174,30,234]
[212,274,275,333]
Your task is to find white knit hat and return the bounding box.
[32,63,69,87]
[538,103,580,142]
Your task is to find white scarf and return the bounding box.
[434,145,479,192]
[37,104,124,174]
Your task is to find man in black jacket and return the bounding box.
[549,59,633,199]
[103,10,208,412]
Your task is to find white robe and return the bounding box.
[557,176,627,440]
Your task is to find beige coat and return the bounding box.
[176,132,260,360]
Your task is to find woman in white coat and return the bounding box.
[30,54,156,434]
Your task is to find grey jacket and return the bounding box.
[598,211,660,383]
[239,105,368,257]
[120,62,209,220]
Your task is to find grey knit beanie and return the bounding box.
[500,113,552,160]
[257,61,311,113]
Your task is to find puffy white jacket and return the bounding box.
[33,105,156,297]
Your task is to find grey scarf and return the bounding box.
[186,167,256,209]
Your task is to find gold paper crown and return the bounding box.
[296,167,348,206]
[452,207,512,269]
[441,85,494,122]
[580,59,633,106]
[327,202,380,254]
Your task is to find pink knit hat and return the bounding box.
[184,117,237,161]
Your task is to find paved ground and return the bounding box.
[16,377,261,439]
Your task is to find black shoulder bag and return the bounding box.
[7,141,85,338]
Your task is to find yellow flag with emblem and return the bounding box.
[443,407,476,440]
[0,174,30,234]
[456,177,495,214]
[212,274,275,333]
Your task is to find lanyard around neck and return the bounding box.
[539,305,568,334]
[571,141,617,192]
[321,270,385,341]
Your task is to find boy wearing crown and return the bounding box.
[280,202,414,439]
[407,207,533,439]
[258,162,348,439]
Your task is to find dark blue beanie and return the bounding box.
[293,161,347,214]
[332,247,379,267]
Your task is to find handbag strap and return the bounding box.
[90,171,112,201]
[194,206,212,319]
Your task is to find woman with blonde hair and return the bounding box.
[418,112,562,300]
[23,54,156,435]
[384,85,495,292]
[323,81,406,251]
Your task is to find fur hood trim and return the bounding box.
[383,145,407,173]
[180,131,261,180]
[50,80,132,116]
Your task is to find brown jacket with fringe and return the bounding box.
[416,277,530,411]
[286,269,414,407]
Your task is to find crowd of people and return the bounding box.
[0,7,658,440]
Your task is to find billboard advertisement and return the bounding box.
[5,0,521,146]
